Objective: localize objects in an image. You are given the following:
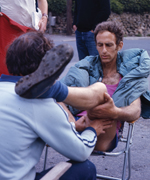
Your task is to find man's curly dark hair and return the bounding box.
[6,31,54,76]
[94,21,124,45]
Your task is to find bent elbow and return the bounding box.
[68,147,93,162]
[73,152,91,162]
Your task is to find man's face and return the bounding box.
[96,31,123,64]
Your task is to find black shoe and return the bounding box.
[15,44,73,98]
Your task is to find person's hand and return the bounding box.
[84,115,113,136]
[75,116,87,132]
[88,92,118,120]
[73,25,77,32]
[38,16,47,32]
[0,12,3,16]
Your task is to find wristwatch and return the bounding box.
[42,13,48,18]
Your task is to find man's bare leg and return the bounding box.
[94,120,117,152]
[60,82,107,123]
[64,82,107,110]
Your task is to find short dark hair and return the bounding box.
[94,21,124,45]
[6,31,54,76]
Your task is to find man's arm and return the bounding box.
[88,92,141,122]
[38,0,48,32]
[72,0,77,30]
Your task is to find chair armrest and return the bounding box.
[40,162,72,180]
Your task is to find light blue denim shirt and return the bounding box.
[61,48,150,118]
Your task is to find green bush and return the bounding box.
[110,0,124,14]
[110,0,150,14]
[47,0,75,16]
[47,0,67,15]
[119,0,150,13]
[47,0,150,16]
[72,0,75,14]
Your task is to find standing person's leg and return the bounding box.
[84,31,99,56]
[75,30,89,60]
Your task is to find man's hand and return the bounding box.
[88,92,118,120]
[38,16,47,32]
[88,93,141,123]
[38,0,48,32]
[73,25,77,32]
[75,116,87,132]
[84,115,113,136]
[75,115,113,136]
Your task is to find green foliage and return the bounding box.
[72,0,75,14]
[47,0,67,15]
[110,0,124,14]
[47,0,75,15]
[135,33,142,37]
[111,0,150,14]
[118,0,150,13]
[47,0,150,15]
[119,0,150,13]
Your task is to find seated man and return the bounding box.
[15,22,150,153]
[61,21,150,152]
[0,31,113,180]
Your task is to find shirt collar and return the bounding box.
[0,74,21,83]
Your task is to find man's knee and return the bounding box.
[88,82,107,106]
[91,82,107,93]
[60,160,96,180]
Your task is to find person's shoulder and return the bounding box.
[119,48,145,56]
[118,48,146,60]
[118,48,150,67]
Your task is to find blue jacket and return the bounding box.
[61,48,150,118]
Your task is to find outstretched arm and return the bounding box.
[88,92,141,122]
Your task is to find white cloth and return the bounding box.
[0,82,97,180]
[0,0,42,29]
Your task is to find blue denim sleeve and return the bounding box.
[39,81,68,102]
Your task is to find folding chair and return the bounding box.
[95,121,136,180]
[43,121,136,180]
[43,144,50,171]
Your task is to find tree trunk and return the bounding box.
[66,0,72,35]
